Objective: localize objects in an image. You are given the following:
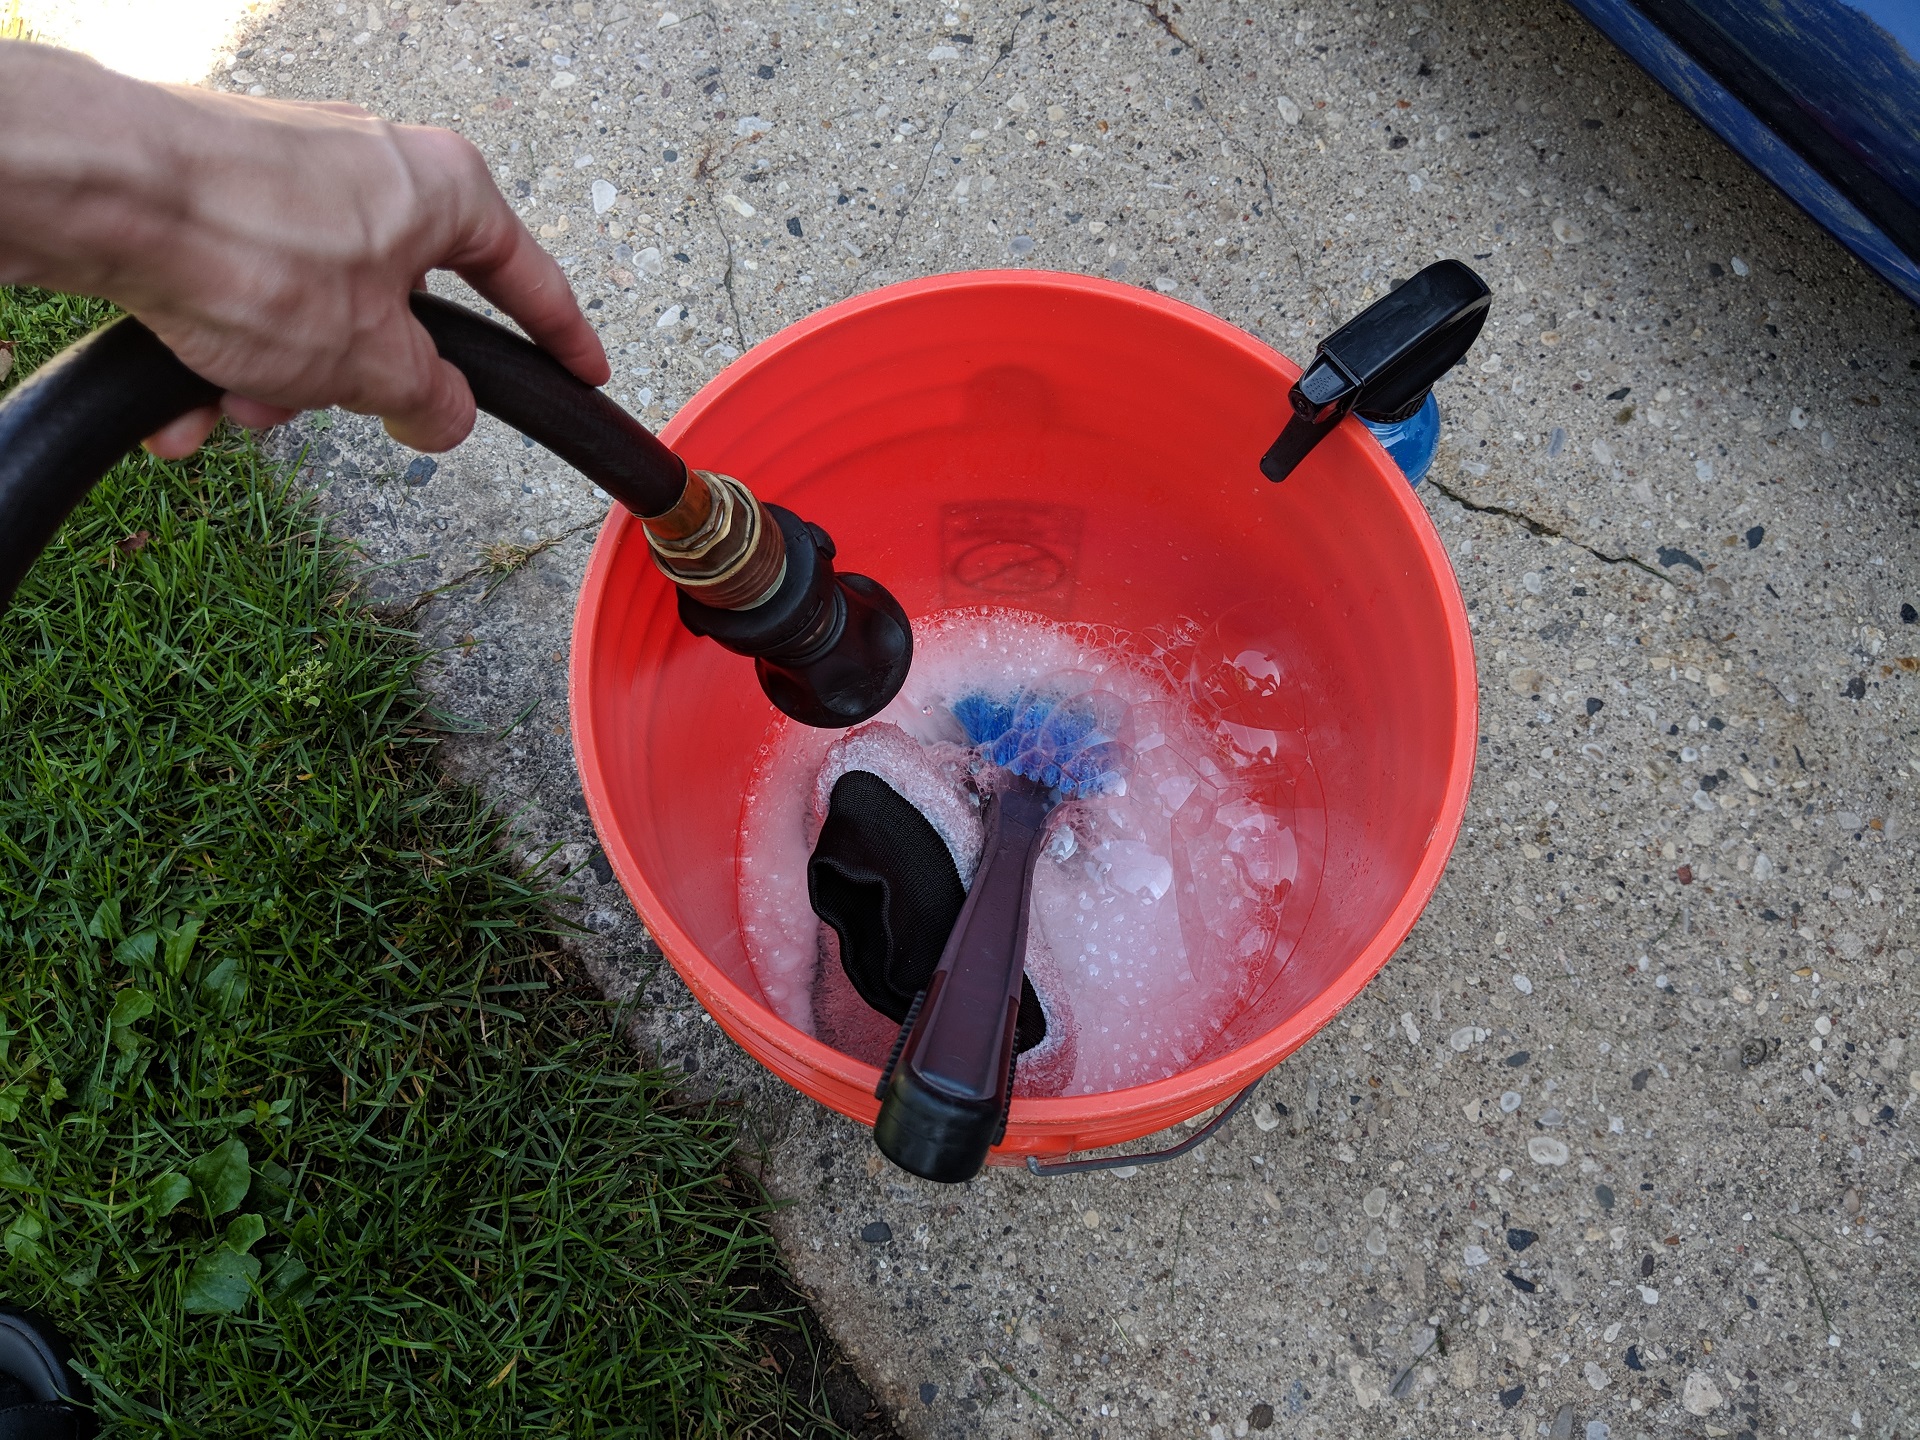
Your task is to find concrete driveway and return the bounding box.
[193,0,1920,1433]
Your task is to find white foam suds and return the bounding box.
[735,608,1320,1096]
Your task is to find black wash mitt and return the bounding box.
[807,769,1046,1053]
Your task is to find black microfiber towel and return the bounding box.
[808,769,1046,1053]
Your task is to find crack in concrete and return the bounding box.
[1192,89,1276,205]
[989,1357,1065,1420]
[1426,477,1669,582]
[392,516,601,620]
[1186,85,1336,318]
[861,5,1034,276]
[683,10,759,346]
[1130,0,1202,57]
[709,198,751,343]
[693,141,753,345]
[1123,17,1325,324]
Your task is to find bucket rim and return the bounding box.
[571,267,1479,1142]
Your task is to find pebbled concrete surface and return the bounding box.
[211,0,1920,1434]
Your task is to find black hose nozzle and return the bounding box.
[677,508,912,729]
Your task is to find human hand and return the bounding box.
[0,43,609,456]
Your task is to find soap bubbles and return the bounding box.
[737,607,1327,1096]
[1188,602,1310,764]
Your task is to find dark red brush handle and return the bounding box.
[872,777,1054,1183]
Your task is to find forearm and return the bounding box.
[0,41,193,299]
[0,43,415,326]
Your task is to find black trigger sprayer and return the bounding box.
[1259,258,1491,485]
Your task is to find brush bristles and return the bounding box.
[952,684,1130,798]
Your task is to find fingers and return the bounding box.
[353,299,478,451]
[379,351,477,453]
[141,397,299,459]
[142,405,221,459]
[137,374,460,461]
[403,128,611,386]
[467,217,612,385]
[222,394,300,430]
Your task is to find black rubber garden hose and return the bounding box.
[0,317,219,611]
[0,293,686,612]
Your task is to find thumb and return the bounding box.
[380,352,476,453]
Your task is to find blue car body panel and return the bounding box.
[1562,0,1920,306]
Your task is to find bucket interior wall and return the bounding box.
[577,275,1470,1139]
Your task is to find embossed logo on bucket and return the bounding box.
[940,501,1083,613]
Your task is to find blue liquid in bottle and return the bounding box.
[1360,391,1441,486]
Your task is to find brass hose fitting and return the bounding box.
[641,468,788,612]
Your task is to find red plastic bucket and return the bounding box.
[571,271,1476,1163]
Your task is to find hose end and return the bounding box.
[643,470,788,611]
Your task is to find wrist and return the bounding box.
[0,43,194,298]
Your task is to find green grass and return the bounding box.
[0,288,852,1437]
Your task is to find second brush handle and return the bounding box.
[873,777,1054,1183]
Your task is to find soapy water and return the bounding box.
[735,607,1324,1096]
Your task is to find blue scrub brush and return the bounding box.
[873,682,1130,1182]
[951,686,1131,799]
